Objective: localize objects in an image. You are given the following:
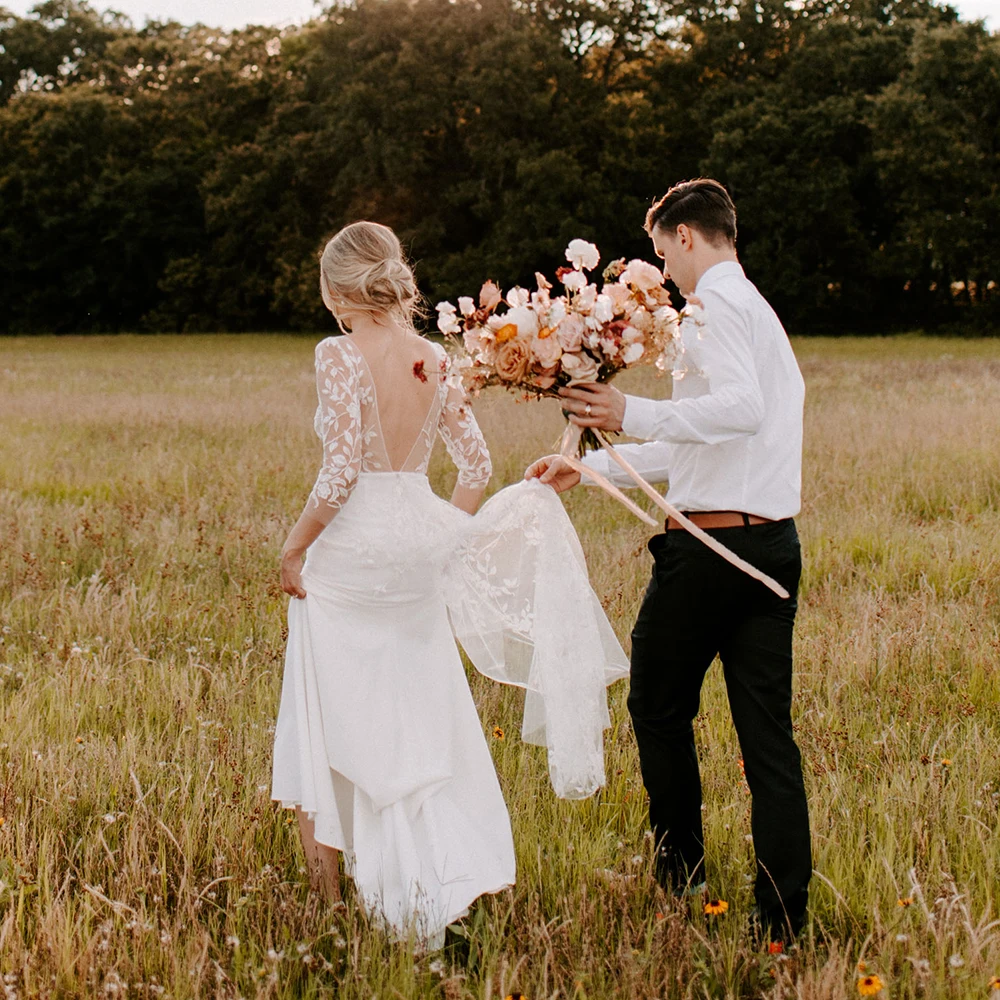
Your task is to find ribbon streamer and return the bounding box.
[559,424,790,600]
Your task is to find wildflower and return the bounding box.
[858,961,866,974]
[412,360,428,383]
[895,934,909,943]
[75,736,83,744]
[504,994,528,1000]
[988,976,1000,991]
[704,899,728,916]
[492,726,504,740]
[226,935,239,949]
[897,897,913,907]
[286,815,294,824]
[941,758,951,767]
[768,941,783,955]
[949,954,964,968]
[857,974,884,996]
[655,911,665,921]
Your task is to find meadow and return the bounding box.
[1,334,999,999]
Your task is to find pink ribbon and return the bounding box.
[559,424,790,599]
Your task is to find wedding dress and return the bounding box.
[271,334,628,947]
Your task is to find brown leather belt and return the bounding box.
[666,510,773,530]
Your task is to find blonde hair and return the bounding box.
[319,221,420,330]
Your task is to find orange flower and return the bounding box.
[768,941,784,955]
[857,974,884,996]
[941,758,952,767]
[704,899,729,916]
[495,323,519,344]
[988,976,1000,991]
[537,326,552,339]
[492,726,505,741]
[897,897,913,907]
[504,994,528,1000]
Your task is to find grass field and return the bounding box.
[1,334,999,999]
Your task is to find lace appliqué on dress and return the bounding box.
[307,338,372,524]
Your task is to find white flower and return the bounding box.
[622,259,663,292]
[435,301,461,335]
[622,325,643,344]
[948,954,964,968]
[546,299,567,326]
[566,239,600,272]
[457,296,476,316]
[265,37,281,57]
[599,338,620,359]
[102,813,117,824]
[561,270,587,292]
[505,305,540,339]
[622,342,645,364]
[506,287,530,308]
[226,935,240,948]
[593,294,614,324]
[576,284,598,312]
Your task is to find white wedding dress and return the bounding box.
[271,334,628,947]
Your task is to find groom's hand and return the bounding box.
[524,455,582,493]
[559,383,626,431]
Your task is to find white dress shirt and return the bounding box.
[582,261,804,521]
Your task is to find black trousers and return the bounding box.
[628,517,811,934]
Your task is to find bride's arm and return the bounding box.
[281,339,364,597]
[437,378,492,516]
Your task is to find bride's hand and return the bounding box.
[281,548,307,599]
[524,455,582,493]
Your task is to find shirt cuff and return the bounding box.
[621,394,665,441]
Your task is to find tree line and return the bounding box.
[0,0,997,334]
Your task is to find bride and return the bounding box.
[270,221,627,948]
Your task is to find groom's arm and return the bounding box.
[563,290,765,446]
[580,440,672,487]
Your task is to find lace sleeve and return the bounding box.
[306,339,365,525]
[438,373,492,490]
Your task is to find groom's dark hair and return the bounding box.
[645,178,737,247]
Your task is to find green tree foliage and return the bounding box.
[0,0,996,333]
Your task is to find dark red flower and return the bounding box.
[412,360,428,383]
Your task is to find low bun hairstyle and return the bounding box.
[319,222,420,330]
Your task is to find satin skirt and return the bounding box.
[271,474,515,946]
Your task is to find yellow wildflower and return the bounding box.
[495,324,519,344]
[858,974,884,996]
[897,897,913,907]
[704,899,728,916]
[492,726,505,740]
[989,977,1000,992]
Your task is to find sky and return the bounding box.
[4,0,997,30]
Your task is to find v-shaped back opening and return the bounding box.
[343,335,444,473]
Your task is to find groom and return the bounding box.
[526,178,811,941]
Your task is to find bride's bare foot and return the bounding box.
[295,807,342,903]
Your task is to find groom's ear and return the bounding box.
[676,223,695,251]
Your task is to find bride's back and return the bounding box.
[338,330,446,474]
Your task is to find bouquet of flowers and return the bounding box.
[435,240,699,419]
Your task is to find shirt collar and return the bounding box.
[695,260,744,294]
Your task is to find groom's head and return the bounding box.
[645,179,737,296]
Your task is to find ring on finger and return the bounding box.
[584,402,593,416]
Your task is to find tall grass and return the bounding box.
[1,334,999,999]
